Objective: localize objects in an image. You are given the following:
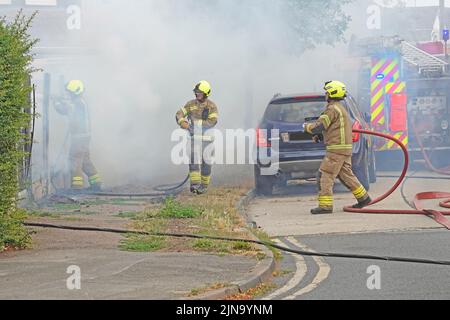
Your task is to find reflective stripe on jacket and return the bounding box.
[176,99,219,141]
[309,101,353,156]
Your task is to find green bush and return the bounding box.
[0,11,37,250]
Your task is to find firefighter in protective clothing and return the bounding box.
[304,81,372,215]
[54,80,102,192]
[176,81,219,195]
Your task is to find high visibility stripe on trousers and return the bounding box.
[72,176,84,188]
[190,172,201,186]
[89,174,102,186]
[319,196,333,208]
[353,185,368,200]
[201,175,211,187]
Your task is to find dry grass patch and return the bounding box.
[124,187,261,256]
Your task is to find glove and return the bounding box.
[312,135,321,143]
[180,121,190,130]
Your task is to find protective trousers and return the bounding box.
[189,140,213,188]
[318,152,369,209]
[70,140,101,189]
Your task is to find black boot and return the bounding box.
[352,196,372,209]
[311,207,334,215]
[196,185,208,195]
[190,185,200,194]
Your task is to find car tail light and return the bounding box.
[352,121,362,142]
[257,128,271,147]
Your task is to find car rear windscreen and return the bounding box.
[265,100,325,123]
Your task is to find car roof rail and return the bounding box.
[273,93,282,99]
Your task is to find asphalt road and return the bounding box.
[247,172,450,300]
[262,231,450,300]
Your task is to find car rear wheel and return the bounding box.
[254,166,274,196]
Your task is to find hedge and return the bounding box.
[0,11,37,250]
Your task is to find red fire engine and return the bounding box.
[353,36,450,168]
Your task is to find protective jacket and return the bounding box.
[307,100,353,156]
[176,99,219,141]
[55,97,91,143]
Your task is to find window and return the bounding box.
[265,100,325,123]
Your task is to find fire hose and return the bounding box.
[86,175,189,198]
[24,130,450,266]
[345,129,450,230]
[410,121,450,175]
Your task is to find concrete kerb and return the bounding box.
[188,189,276,300]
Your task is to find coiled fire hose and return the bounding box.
[345,129,450,230]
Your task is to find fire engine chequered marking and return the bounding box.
[372,112,385,126]
[370,59,389,82]
[385,81,404,95]
[386,132,403,149]
[372,81,406,126]
[371,59,398,88]
[381,131,408,150]
[371,106,385,125]
[371,89,385,108]
[371,95,386,115]
[371,58,402,127]
[371,95,387,125]
[372,63,400,94]
[370,58,395,88]
[393,68,400,81]
[371,99,385,118]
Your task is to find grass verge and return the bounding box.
[123,187,261,257]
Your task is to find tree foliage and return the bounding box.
[284,0,353,51]
[191,0,353,53]
[0,11,37,250]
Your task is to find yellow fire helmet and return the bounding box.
[66,80,85,95]
[324,80,347,99]
[194,80,211,97]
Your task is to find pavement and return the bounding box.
[247,173,449,237]
[0,248,274,300]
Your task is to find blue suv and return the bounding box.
[255,93,376,195]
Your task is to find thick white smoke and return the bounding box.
[27,0,392,188]
[65,0,355,187]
